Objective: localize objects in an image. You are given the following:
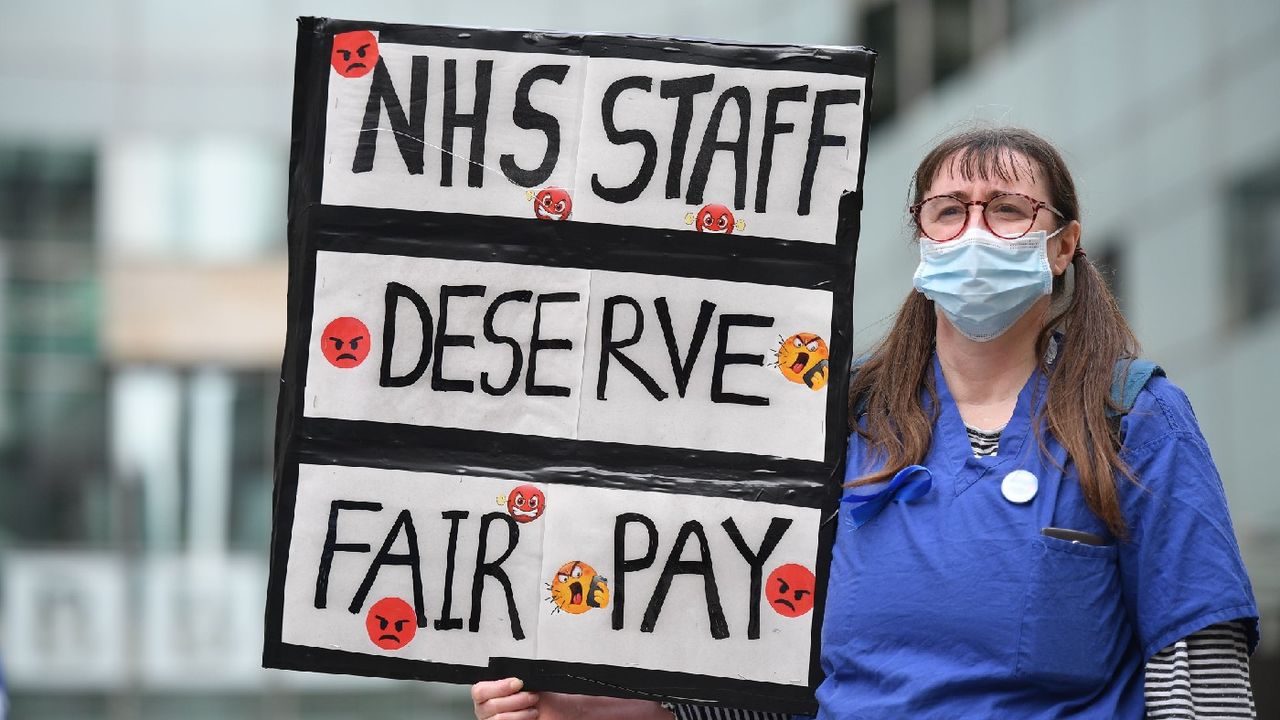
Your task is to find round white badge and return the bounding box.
[1001,469,1039,504]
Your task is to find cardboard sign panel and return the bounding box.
[305,252,592,441]
[570,57,865,244]
[305,251,833,459]
[321,44,589,220]
[577,269,833,459]
[318,32,865,244]
[282,464,819,684]
[266,17,873,714]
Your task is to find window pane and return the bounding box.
[860,2,898,129]
[228,371,275,553]
[0,146,105,545]
[932,0,973,86]
[101,137,284,263]
[1228,157,1280,324]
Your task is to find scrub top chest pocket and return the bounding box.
[1016,534,1129,688]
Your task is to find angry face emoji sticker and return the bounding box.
[505,484,545,524]
[331,31,379,78]
[685,203,746,233]
[320,317,371,369]
[365,596,418,650]
[531,187,573,220]
[547,561,609,615]
[766,564,816,618]
[775,333,829,391]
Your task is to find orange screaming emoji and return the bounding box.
[548,560,609,615]
[776,333,829,391]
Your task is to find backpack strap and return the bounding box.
[1108,359,1165,416]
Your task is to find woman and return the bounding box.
[472,128,1259,719]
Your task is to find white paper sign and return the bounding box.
[320,39,865,244]
[305,252,591,440]
[306,252,833,459]
[282,464,819,684]
[571,57,865,243]
[322,38,588,219]
[578,269,833,459]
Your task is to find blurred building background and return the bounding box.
[0,1,1275,718]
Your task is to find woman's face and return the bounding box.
[920,149,1078,277]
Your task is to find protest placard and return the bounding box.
[264,17,873,713]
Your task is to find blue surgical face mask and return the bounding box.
[912,226,1062,342]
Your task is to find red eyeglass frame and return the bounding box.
[909,192,1067,242]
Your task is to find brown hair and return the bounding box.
[848,127,1140,537]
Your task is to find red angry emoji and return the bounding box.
[532,187,573,221]
[685,203,746,233]
[331,31,379,78]
[320,316,371,369]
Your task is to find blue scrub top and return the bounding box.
[816,355,1258,719]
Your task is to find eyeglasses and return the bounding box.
[910,192,1066,242]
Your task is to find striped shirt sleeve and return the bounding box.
[666,703,787,720]
[1144,620,1255,719]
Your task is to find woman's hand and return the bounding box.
[472,678,539,720]
[471,678,673,720]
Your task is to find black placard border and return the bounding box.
[324,16,874,78]
[264,645,818,715]
[267,17,329,693]
[310,203,859,291]
[294,421,833,507]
